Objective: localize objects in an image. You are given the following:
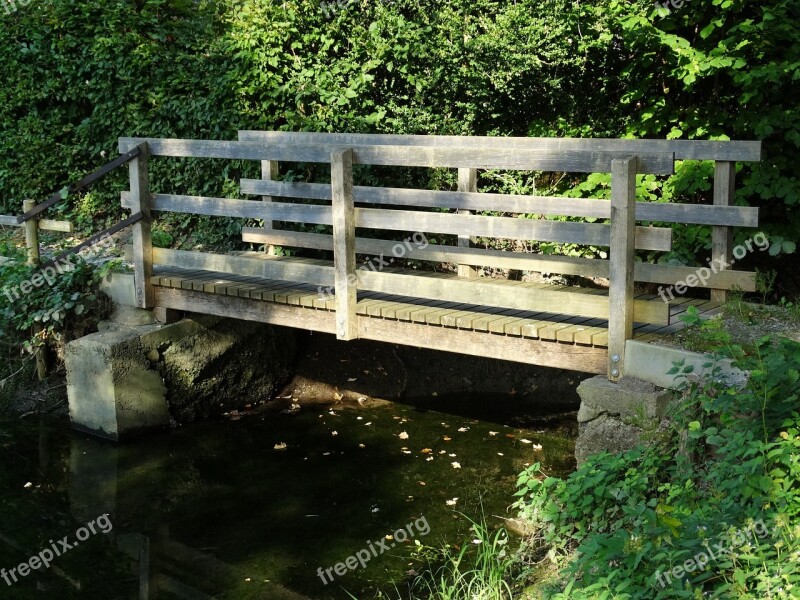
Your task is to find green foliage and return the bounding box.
[396,515,516,600]
[0,249,116,406]
[0,0,796,263]
[514,336,800,599]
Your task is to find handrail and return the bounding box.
[41,212,144,269]
[17,147,142,224]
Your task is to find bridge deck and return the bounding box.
[149,265,722,368]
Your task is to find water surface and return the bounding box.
[0,399,576,599]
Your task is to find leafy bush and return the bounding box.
[514,334,800,598]
[0,0,796,266]
[0,248,116,406]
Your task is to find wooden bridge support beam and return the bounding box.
[260,159,280,255]
[130,142,154,309]
[711,161,736,303]
[457,168,478,278]
[608,156,638,382]
[331,148,358,341]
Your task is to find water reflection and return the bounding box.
[3,401,576,599]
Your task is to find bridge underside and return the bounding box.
[148,264,722,375]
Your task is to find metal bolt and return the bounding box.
[611,368,620,377]
[611,354,620,363]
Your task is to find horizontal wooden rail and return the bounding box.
[142,247,670,325]
[120,192,672,251]
[240,180,759,227]
[118,138,675,174]
[17,147,141,224]
[239,131,762,162]
[0,215,73,232]
[241,228,756,292]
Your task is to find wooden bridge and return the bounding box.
[109,133,760,381]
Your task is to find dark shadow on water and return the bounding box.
[0,392,576,599]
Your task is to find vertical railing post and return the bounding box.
[711,161,736,303]
[261,159,280,255]
[608,156,638,382]
[22,199,40,266]
[129,142,154,309]
[331,148,358,341]
[457,168,477,278]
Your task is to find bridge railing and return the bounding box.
[118,135,761,380]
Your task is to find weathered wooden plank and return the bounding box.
[241,228,755,291]
[331,148,358,340]
[241,180,758,227]
[260,159,280,255]
[149,248,334,287]
[239,131,762,162]
[119,137,674,174]
[155,285,606,373]
[607,156,638,381]
[458,168,478,278]
[712,161,736,303]
[1,215,74,232]
[241,203,674,251]
[129,143,154,308]
[356,269,668,324]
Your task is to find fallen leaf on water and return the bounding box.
[274,443,287,451]
[402,450,412,455]
[451,462,462,469]
[446,498,459,506]
[426,457,434,462]
[365,422,373,426]
[420,448,433,454]
[458,427,469,433]
[323,452,331,456]
[497,453,504,456]
[520,439,533,444]
[348,378,358,382]
[419,481,426,486]
[358,444,366,448]
[439,450,447,455]
[449,453,457,458]
[489,431,499,436]
[532,444,543,450]
[505,434,516,439]
[23,482,32,489]
[443,436,452,442]
[398,431,409,440]
[331,431,338,436]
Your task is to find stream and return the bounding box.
[0,397,577,599]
